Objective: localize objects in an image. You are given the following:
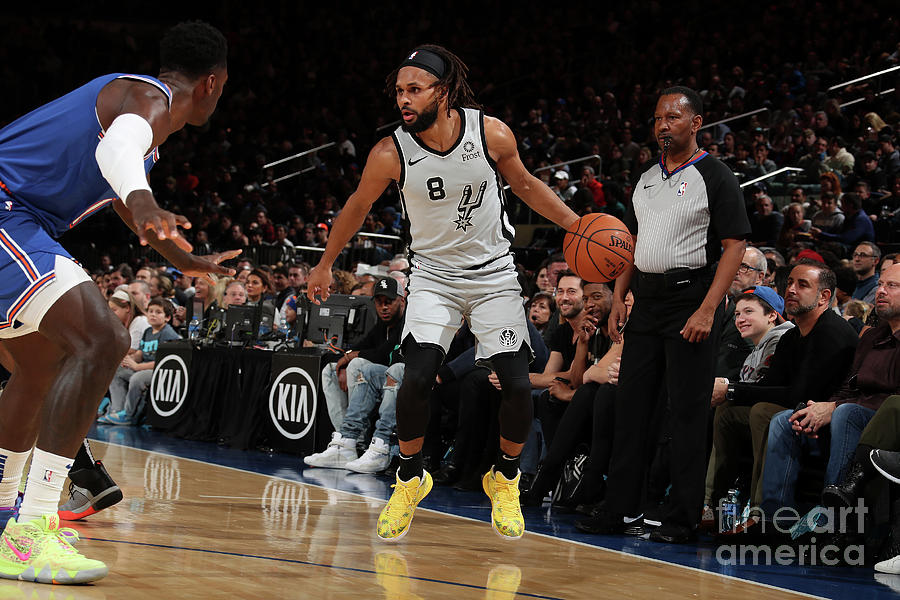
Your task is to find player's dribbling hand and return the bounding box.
[306,265,333,305]
[178,249,241,287]
[608,298,628,343]
[128,192,193,252]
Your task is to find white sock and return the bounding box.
[0,448,31,508]
[18,448,73,522]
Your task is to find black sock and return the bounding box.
[72,441,95,471]
[495,453,520,480]
[398,451,424,481]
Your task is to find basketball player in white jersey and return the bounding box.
[307,45,579,541]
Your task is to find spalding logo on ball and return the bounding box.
[562,214,635,283]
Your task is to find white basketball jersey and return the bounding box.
[392,108,515,270]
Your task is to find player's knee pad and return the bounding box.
[489,345,533,444]
[395,336,444,441]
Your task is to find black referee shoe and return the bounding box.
[574,509,629,535]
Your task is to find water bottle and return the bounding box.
[188,315,200,341]
[721,488,740,533]
[280,315,290,339]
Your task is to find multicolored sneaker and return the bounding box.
[376,471,432,542]
[0,514,107,584]
[58,460,123,520]
[482,469,525,540]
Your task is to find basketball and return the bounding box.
[562,214,634,283]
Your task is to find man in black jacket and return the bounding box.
[308,277,406,469]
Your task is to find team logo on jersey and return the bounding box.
[677,181,688,196]
[3,201,10,211]
[454,180,487,231]
[499,328,518,348]
[461,140,481,162]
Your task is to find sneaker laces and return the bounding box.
[492,474,520,513]
[385,479,419,520]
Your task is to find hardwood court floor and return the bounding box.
[0,441,821,600]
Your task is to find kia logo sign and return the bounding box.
[269,367,317,440]
[150,354,189,417]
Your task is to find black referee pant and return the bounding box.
[605,270,723,530]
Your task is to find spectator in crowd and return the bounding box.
[222,280,248,308]
[127,280,152,316]
[552,171,577,202]
[245,269,275,305]
[811,192,845,234]
[530,272,595,447]
[579,166,605,209]
[824,136,855,177]
[274,224,296,264]
[813,192,875,250]
[107,289,148,363]
[777,202,813,252]
[749,195,784,247]
[527,291,556,342]
[851,241,881,304]
[707,287,793,522]
[534,265,554,294]
[134,267,153,283]
[271,266,295,311]
[880,133,900,176]
[769,264,900,517]
[101,298,181,426]
[308,277,406,465]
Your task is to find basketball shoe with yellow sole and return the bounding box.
[0,514,107,584]
[376,471,432,542]
[482,469,525,539]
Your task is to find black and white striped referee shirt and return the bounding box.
[624,151,750,274]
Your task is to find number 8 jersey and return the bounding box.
[392,108,516,270]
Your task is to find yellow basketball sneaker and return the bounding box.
[482,469,525,539]
[0,514,107,584]
[376,471,432,542]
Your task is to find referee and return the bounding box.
[576,87,750,543]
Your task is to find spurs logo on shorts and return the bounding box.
[498,328,518,348]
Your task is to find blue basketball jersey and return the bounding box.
[0,73,171,237]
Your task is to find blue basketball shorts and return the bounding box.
[0,209,92,339]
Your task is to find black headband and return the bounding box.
[399,48,446,79]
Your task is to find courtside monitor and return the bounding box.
[224,305,259,345]
[304,294,376,349]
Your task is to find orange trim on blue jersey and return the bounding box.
[659,150,709,178]
[0,230,39,281]
[1,271,56,328]
[6,272,55,321]
[69,198,115,229]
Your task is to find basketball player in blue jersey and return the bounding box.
[0,21,236,584]
[307,45,580,541]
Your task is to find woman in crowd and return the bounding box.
[777,202,812,251]
[245,269,275,305]
[527,292,556,343]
